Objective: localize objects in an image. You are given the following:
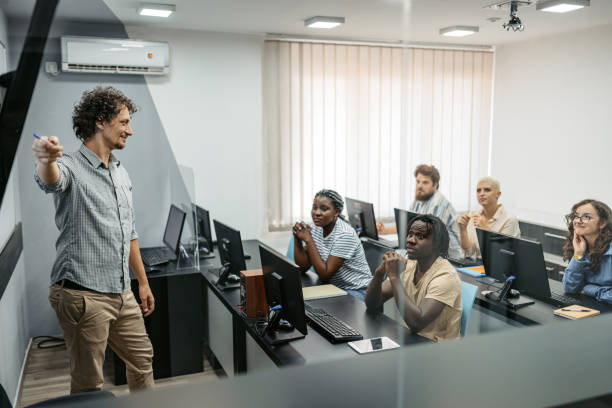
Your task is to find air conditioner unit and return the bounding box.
[61,36,169,75]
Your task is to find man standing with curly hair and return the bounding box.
[32,86,154,393]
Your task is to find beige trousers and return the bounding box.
[49,284,154,393]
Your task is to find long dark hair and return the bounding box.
[563,199,612,273]
[407,214,450,259]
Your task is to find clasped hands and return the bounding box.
[458,213,490,230]
[293,221,312,242]
[375,251,407,280]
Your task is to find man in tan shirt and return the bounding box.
[458,177,520,258]
[365,214,462,342]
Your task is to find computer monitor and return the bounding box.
[213,220,247,290]
[476,228,552,307]
[345,197,379,240]
[259,242,307,345]
[193,204,214,256]
[162,205,187,255]
[393,208,419,250]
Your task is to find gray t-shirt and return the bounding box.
[310,219,372,290]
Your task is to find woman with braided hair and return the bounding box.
[562,199,612,304]
[293,189,372,301]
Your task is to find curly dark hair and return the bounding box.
[414,164,440,188]
[407,214,450,258]
[72,86,137,142]
[563,199,612,274]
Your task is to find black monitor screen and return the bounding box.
[213,220,246,277]
[345,197,378,240]
[476,228,552,299]
[476,228,515,282]
[194,204,213,252]
[394,208,419,250]
[513,237,552,299]
[162,204,186,252]
[259,242,307,336]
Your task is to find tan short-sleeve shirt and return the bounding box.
[399,257,462,342]
[464,204,520,258]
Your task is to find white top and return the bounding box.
[310,219,372,290]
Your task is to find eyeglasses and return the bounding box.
[565,214,594,224]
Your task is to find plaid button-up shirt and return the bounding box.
[35,143,137,293]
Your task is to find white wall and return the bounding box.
[0,7,29,405]
[126,26,265,239]
[10,2,193,338]
[491,24,612,229]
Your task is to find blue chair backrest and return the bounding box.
[460,281,478,337]
[286,234,296,261]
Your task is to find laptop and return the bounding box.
[140,204,187,267]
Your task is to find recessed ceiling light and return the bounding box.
[536,0,589,13]
[138,3,176,18]
[304,16,345,29]
[439,26,480,37]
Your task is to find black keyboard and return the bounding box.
[304,305,363,343]
[449,257,481,267]
[549,292,582,307]
[141,247,176,266]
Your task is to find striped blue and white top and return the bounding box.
[410,190,462,259]
[310,218,372,290]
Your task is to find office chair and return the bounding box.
[286,234,314,273]
[1,383,11,408]
[460,281,479,337]
[25,390,115,407]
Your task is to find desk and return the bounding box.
[460,273,612,325]
[201,239,429,376]
[113,265,203,385]
[117,237,611,383]
[363,237,612,327]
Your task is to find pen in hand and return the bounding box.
[561,307,590,312]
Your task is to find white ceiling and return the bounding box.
[2,0,612,46]
[103,0,612,46]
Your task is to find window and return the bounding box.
[264,40,494,230]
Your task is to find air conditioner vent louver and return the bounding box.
[61,36,169,76]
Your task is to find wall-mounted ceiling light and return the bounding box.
[138,3,176,18]
[304,16,345,29]
[439,26,479,37]
[536,0,589,13]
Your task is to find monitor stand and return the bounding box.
[261,308,305,345]
[484,275,534,310]
[215,264,240,290]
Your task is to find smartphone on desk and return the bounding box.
[348,336,400,354]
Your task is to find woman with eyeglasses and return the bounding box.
[562,199,612,304]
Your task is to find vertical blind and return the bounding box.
[264,40,494,230]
